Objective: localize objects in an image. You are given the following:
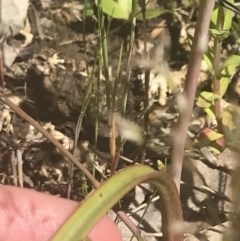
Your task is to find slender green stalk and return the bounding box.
[115,0,137,170]
[97,0,112,125]
[121,0,137,116]
[51,165,183,241]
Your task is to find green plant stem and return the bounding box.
[168,0,216,192]
[67,28,99,198]
[114,0,137,174]
[121,0,137,117]
[51,165,183,241]
[212,5,226,147]
[98,1,112,125]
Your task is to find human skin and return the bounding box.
[0,185,123,241]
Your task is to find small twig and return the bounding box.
[116,210,147,241]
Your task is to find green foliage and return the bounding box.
[194,128,223,153]
[100,0,132,19]
[196,0,238,146]
[92,0,173,20]
[209,28,230,41]
[211,0,234,30]
[221,105,235,131]
[203,47,214,74]
[196,91,220,109]
[218,55,240,74]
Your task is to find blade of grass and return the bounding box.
[110,43,124,175]
[121,0,137,117]
[97,0,112,125]
[113,0,137,171]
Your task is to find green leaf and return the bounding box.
[200,128,224,142]
[203,47,214,74]
[84,1,94,17]
[51,165,183,241]
[218,56,239,97]
[194,128,224,150]
[85,8,94,16]
[208,145,221,154]
[211,5,219,26]
[101,0,132,19]
[220,76,231,97]
[216,0,240,15]
[222,0,234,30]
[209,29,229,41]
[218,55,240,73]
[187,33,194,47]
[221,107,235,130]
[205,107,216,119]
[135,8,173,20]
[211,1,234,29]
[220,104,240,131]
[196,91,220,108]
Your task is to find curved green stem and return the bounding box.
[51,165,183,241]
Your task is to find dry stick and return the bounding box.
[0,95,148,241]
[168,0,216,193]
